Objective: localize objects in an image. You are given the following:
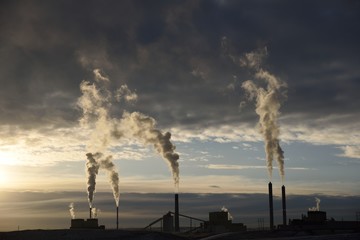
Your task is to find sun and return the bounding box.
[0,150,22,166]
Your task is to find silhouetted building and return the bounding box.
[205,211,246,233]
[289,210,360,231]
[307,211,327,223]
[70,219,105,229]
[162,212,174,232]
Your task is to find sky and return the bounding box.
[0,0,359,231]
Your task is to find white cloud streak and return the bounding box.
[206,164,311,171]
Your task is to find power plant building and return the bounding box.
[162,212,174,232]
[70,219,105,229]
[205,211,246,233]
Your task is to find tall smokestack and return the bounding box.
[116,206,119,230]
[282,185,287,226]
[175,193,179,232]
[90,207,92,219]
[268,182,274,230]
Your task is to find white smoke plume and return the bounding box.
[113,111,180,190]
[78,68,179,206]
[78,69,123,208]
[85,153,100,207]
[100,155,120,207]
[309,197,321,211]
[240,48,287,180]
[69,202,76,219]
[221,206,233,220]
[78,80,112,152]
[85,152,120,207]
[91,207,100,218]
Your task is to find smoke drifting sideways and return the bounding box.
[112,111,180,191]
[309,197,321,211]
[78,69,180,208]
[240,48,287,181]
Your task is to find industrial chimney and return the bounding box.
[89,207,92,219]
[268,182,274,230]
[282,185,287,226]
[116,206,119,230]
[174,193,180,232]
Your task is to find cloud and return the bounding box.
[0,112,358,168]
[280,115,360,146]
[338,145,360,159]
[93,69,110,82]
[112,147,151,161]
[0,1,358,140]
[207,164,267,170]
[205,164,310,171]
[0,0,359,199]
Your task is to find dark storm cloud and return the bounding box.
[0,0,359,132]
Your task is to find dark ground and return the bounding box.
[0,229,359,240]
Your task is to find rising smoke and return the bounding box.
[220,38,287,180]
[240,48,287,180]
[78,69,122,207]
[69,202,76,219]
[91,207,100,218]
[78,68,180,208]
[100,155,120,207]
[221,206,233,220]
[85,153,100,207]
[309,197,321,211]
[85,152,120,207]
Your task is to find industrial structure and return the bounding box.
[204,211,247,233]
[145,211,205,233]
[144,194,247,234]
[70,219,105,229]
[69,205,105,229]
[268,182,274,230]
[288,210,360,231]
[174,193,180,232]
[281,185,287,226]
[116,206,119,230]
[70,181,360,234]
